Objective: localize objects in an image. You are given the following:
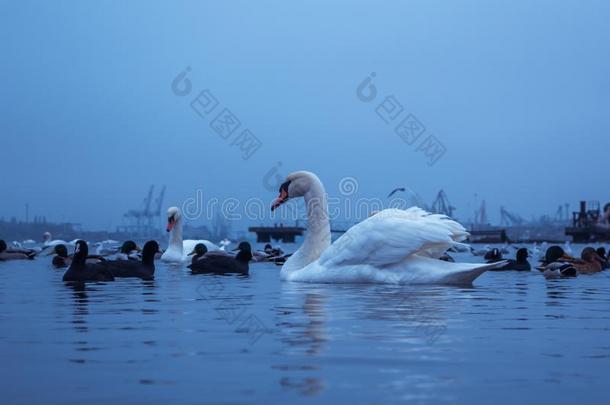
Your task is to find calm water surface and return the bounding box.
[1,246,610,404]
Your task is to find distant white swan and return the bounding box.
[271,171,505,284]
[161,207,219,263]
[42,232,70,248]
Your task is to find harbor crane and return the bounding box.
[500,206,524,226]
[120,185,166,237]
[430,190,456,218]
[473,200,489,227]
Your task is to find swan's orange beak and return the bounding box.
[166,218,175,232]
[271,189,289,211]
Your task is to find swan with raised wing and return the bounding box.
[271,171,505,285]
[161,206,219,263]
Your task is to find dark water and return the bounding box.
[1,248,610,404]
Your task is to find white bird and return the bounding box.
[42,232,70,248]
[161,206,219,263]
[270,171,505,284]
[530,241,548,260]
[92,242,119,256]
[218,238,232,251]
[470,245,491,256]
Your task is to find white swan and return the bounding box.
[42,232,70,248]
[271,171,505,284]
[161,206,219,263]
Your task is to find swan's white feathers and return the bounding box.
[277,171,491,285]
[161,206,220,263]
[319,208,469,268]
[286,255,508,285]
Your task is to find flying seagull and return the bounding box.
[387,187,406,198]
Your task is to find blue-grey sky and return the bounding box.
[1,0,609,230]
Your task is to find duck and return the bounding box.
[537,245,577,278]
[541,245,568,265]
[270,171,506,284]
[542,262,578,279]
[575,247,603,274]
[264,243,284,257]
[62,240,115,282]
[114,240,140,260]
[188,243,209,263]
[48,244,108,268]
[161,207,219,263]
[0,240,37,261]
[484,248,504,263]
[102,241,160,280]
[490,248,531,271]
[252,243,286,262]
[49,244,71,268]
[188,242,252,275]
[595,247,610,269]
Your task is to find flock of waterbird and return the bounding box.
[1,171,607,285]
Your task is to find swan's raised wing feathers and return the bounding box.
[319,208,469,268]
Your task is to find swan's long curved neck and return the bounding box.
[302,189,331,255]
[168,219,184,253]
[284,179,331,273]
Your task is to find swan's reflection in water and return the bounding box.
[358,284,449,344]
[274,284,455,398]
[275,289,327,396]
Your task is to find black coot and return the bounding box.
[62,240,115,282]
[492,248,531,271]
[102,241,160,280]
[189,242,252,275]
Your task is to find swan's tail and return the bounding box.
[437,260,508,285]
[401,256,508,285]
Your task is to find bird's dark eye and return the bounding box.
[279,181,291,194]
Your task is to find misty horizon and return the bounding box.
[2,1,609,232]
